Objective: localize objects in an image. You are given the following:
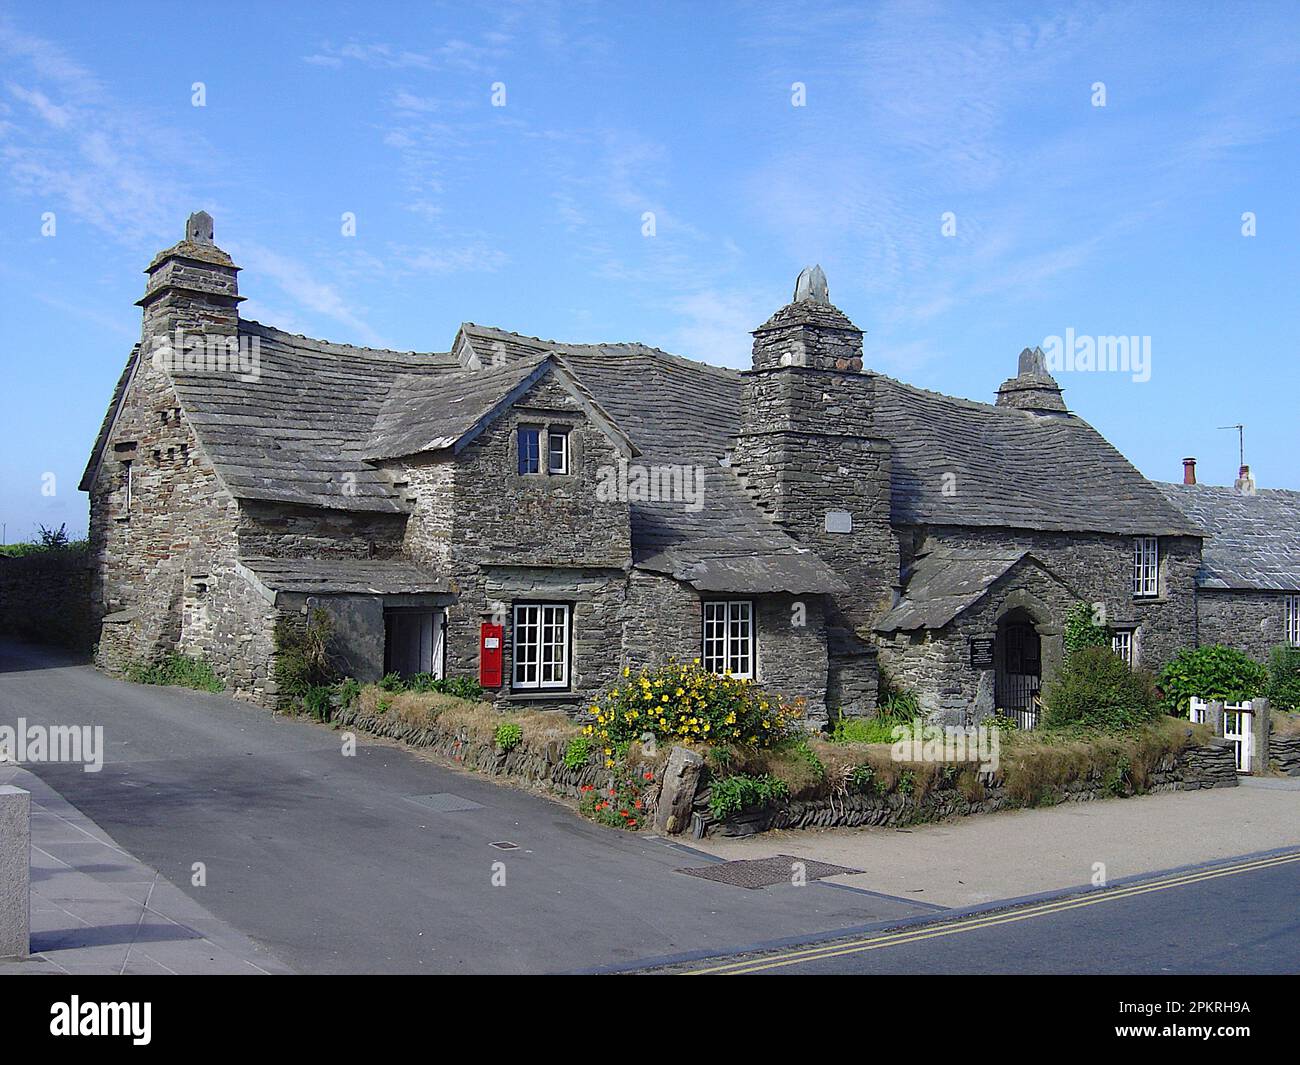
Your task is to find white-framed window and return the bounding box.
[1286,595,1300,647]
[1112,629,1135,667]
[702,600,755,679]
[547,429,569,475]
[1132,537,1159,597]
[512,602,570,690]
[517,427,541,475]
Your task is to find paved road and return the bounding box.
[667,851,1300,974]
[0,639,932,974]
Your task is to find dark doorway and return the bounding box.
[996,608,1041,726]
[384,608,445,679]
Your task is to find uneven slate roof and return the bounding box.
[366,355,552,461]
[78,345,140,492]
[457,325,844,594]
[1156,482,1300,591]
[871,377,1202,536]
[169,321,456,512]
[239,556,451,596]
[876,548,1034,632]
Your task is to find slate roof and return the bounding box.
[366,355,553,461]
[1156,483,1300,591]
[456,325,843,594]
[876,547,1037,632]
[870,377,1201,536]
[170,321,457,512]
[83,306,1198,598]
[239,556,451,596]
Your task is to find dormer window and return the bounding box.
[1132,537,1159,598]
[547,429,569,474]
[518,427,541,474]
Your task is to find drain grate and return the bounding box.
[488,841,519,851]
[405,793,485,813]
[676,854,861,890]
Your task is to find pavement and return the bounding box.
[690,781,1300,908]
[0,764,290,974]
[2,637,1297,975]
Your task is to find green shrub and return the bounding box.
[847,764,875,792]
[273,609,335,709]
[588,660,802,751]
[378,671,405,692]
[304,685,333,723]
[127,653,224,693]
[494,721,522,752]
[708,773,789,820]
[876,672,921,720]
[1266,645,1300,712]
[1063,601,1111,659]
[335,677,361,711]
[563,735,591,769]
[1157,644,1268,716]
[1042,646,1160,731]
[435,676,485,701]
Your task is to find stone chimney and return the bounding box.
[995,347,1067,413]
[137,211,243,346]
[1182,457,1197,485]
[732,268,899,712]
[1235,465,1256,495]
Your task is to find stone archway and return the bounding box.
[993,589,1064,723]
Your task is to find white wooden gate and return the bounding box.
[1188,697,1254,772]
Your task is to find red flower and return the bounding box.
[643,771,655,781]
[634,800,643,809]
[619,810,629,818]
[628,819,638,827]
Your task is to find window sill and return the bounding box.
[1131,596,1167,605]
[503,691,581,703]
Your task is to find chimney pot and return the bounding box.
[1182,457,1197,485]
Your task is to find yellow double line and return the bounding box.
[682,850,1300,975]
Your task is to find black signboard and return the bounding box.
[969,637,995,669]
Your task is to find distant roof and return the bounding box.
[239,556,451,596]
[1156,482,1300,591]
[876,547,1042,632]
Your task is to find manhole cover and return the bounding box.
[676,854,861,889]
[489,841,519,850]
[405,793,485,813]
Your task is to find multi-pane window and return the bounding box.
[512,602,570,690]
[1112,629,1135,667]
[702,600,755,679]
[1132,537,1159,597]
[547,429,569,474]
[517,427,541,474]
[1287,595,1300,647]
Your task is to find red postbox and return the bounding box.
[480,622,504,688]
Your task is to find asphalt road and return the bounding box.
[0,639,932,974]
[668,851,1300,975]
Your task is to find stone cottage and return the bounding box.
[1157,462,1300,661]
[81,213,1209,726]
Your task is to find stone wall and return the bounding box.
[700,737,1240,836]
[1197,588,1293,662]
[1270,734,1300,776]
[0,549,95,650]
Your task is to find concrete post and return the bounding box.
[1250,697,1271,775]
[0,785,31,959]
[1207,700,1225,738]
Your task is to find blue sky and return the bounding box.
[1,0,1297,540]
